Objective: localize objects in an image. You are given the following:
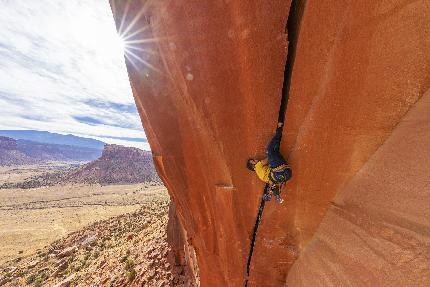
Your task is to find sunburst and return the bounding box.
[111,0,166,75]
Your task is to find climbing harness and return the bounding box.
[269,165,292,183]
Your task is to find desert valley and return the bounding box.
[0,132,195,287]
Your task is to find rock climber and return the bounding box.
[246,122,292,204]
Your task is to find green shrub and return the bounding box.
[127,269,136,282]
[83,253,90,262]
[125,259,135,271]
[26,274,36,284]
[33,278,43,287]
[38,271,48,280]
[120,255,127,263]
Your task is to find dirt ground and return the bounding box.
[0,162,82,186]
[0,194,197,287]
[0,164,167,265]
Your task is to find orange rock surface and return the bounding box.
[287,89,430,286]
[250,1,430,285]
[110,1,291,286]
[110,0,430,286]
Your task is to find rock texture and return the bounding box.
[167,203,200,285]
[287,89,430,286]
[110,0,430,286]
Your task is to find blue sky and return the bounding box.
[0,0,149,149]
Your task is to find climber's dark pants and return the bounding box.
[266,127,287,169]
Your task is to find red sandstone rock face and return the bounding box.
[250,1,430,285]
[287,89,430,286]
[110,1,290,286]
[110,0,430,286]
[167,202,200,285]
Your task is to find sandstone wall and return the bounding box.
[250,2,430,285]
[110,1,291,286]
[287,89,430,286]
[167,202,200,286]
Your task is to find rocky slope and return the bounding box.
[0,197,197,287]
[0,136,101,165]
[110,0,430,286]
[0,137,36,166]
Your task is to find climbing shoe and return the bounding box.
[275,195,284,204]
[263,193,272,202]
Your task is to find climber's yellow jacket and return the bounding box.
[254,161,271,183]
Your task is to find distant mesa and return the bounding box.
[62,144,160,185]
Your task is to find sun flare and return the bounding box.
[116,34,127,52]
[111,0,166,75]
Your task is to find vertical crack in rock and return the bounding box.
[278,0,307,124]
[245,1,306,286]
[245,185,269,286]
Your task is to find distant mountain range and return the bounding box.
[0,130,105,149]
[0,136,102,165]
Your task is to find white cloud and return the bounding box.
[0,0,149,149]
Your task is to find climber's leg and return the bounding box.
[266,126,282,155]
[267,125,287,169]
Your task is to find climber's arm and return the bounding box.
[260,157,269,166]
